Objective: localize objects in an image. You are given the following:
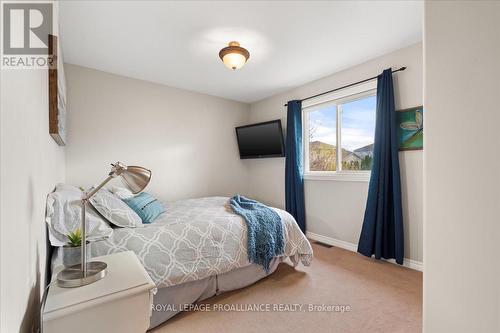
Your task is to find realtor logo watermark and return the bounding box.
[1,1,53,69]
[152,303,353,313]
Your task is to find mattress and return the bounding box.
[52,197,313,289]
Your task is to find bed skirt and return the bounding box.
[149,257,282,329]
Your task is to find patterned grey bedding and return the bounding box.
[89,196,313,288]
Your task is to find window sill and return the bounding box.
[303,172,371,182]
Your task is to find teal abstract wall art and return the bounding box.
[396,106,423,151]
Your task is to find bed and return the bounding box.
[50,196,313,329]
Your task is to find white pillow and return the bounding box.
[110,186,134,200]
[55,183,81,192]
[46,185,113,247]
[89,189,142,228]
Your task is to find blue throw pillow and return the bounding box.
[123,192,165,224]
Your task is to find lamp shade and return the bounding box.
[120,166,152,194]
[219,41,250,70]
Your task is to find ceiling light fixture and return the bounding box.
[219,41,250,70]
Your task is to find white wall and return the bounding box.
[423,1,500,332]
[0,2,66,332]
[64,65,250,200]
[247,43,423,263]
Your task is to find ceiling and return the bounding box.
[59,1,422,103]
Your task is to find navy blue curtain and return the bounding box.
[285,100,306,233]
[357,69,404,264]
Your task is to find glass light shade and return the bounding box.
[219,41,250,71]
[222,53,247,70]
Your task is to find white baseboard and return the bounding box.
[306,231,423,272]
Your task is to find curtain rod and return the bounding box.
[284,66,407,107]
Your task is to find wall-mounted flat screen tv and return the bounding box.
[235,120,285,159]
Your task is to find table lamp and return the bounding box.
[57,162,151,288]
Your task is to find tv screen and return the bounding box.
[235,120,285,159]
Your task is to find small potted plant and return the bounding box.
[62,229,91,267]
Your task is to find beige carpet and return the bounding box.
[152,242,422,333]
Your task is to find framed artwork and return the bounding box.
[396,106,423,151]
[48,34,67,146]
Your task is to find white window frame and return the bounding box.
[302,80,377,182]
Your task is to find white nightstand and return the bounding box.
[43,251,156,333]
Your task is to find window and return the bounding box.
[303,84,376,181]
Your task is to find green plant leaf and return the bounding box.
[67,228,82,247]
